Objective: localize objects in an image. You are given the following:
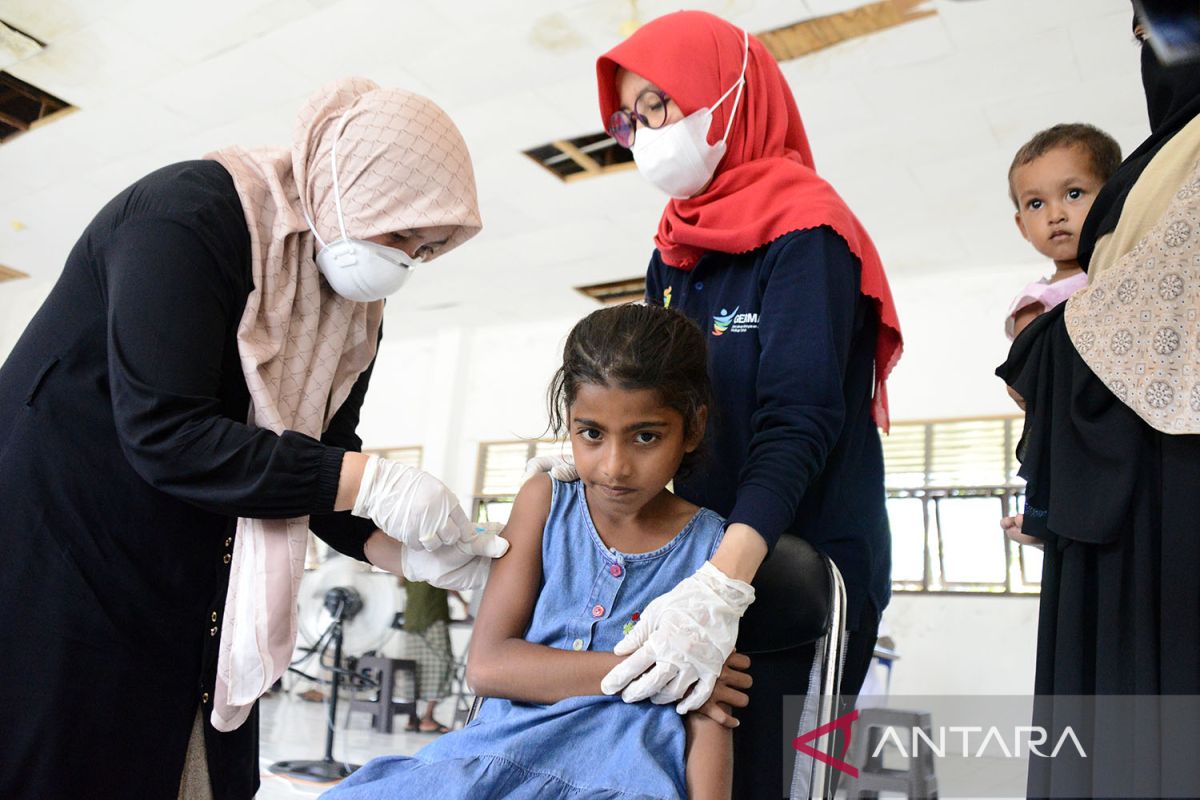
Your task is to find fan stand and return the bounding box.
[269,586,369,783]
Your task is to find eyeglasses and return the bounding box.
[606,88,672,148]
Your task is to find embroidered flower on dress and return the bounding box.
[1076,331,1096,353]
[1191,384,1200,412]
[1111,379,1129,402]
[1178,177,1200,200]
[1111,329,1133,355]
[1146,381,1174,409]
[1154,327,1181,355]
[1091,287,1107,304]
[1164,220,1192,247]
[1117,279,1139,304]
[1160,273,1185,300]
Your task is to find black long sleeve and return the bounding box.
[104,217,346,519]
[0,159,390,800]
[308,330,384,562]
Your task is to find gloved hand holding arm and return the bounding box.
[363,524,502,590]
[601,560,755,713]
[347,454,508,589]
[350,454,506,554]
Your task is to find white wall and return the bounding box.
[884,594,1040,696]
[355,316,578,500]
[885,263,1038,421]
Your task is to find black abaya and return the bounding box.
[997,306,1200,798]
[995,25,1200,796]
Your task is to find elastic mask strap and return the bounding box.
[302,208,326,250]
[302,109,353,249]
[717,28,750,142]
[329,111,352,242]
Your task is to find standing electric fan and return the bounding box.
[269,556,398,782]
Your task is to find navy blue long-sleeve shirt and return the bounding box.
[646,226,891,633]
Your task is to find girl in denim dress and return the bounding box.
[323,304,754,799]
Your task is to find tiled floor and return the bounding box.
[255,690,463,799]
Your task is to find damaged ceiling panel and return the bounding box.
[0,20,43,70]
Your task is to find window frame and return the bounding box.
[471,439,567,523]
[884,415,1041,596]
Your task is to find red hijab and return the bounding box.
[597,10,902,430]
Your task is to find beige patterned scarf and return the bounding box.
[1065,116,1200,434]
[204,77,481,732]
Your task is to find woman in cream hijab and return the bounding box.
[0,77,504,800]
[997,15,1200,798]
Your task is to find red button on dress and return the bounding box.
[609,564,623,577]
[592,604,605,617]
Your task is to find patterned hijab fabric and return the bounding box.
[1065,37,1200,436]
[1065,144,1200,434]
[204,77,481,731]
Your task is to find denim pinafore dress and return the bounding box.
[323,478,725,800]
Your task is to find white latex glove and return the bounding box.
[399,523,506,590]
[364,523,508,588]
[522,454,578,483]
[353,456,506,557]
[600,561,755,714]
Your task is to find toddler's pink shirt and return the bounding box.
[1005,272,1089,340]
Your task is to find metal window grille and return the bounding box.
[472,440,568,523]
[884,417,1040,595]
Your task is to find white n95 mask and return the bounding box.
[632,29,749,199]
[310,236,418,303]
[305,113,421,302]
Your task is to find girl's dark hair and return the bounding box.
[547,304,712,468]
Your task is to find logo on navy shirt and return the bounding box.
[712,306,760,336]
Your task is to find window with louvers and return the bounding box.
[364,446,423,469]
[883,417,1040,594]
[472,440,568,524]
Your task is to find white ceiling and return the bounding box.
[0,0,1145,335]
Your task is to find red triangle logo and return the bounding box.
[792,708,860,778]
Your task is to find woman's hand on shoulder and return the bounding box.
[522,454,578,483]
